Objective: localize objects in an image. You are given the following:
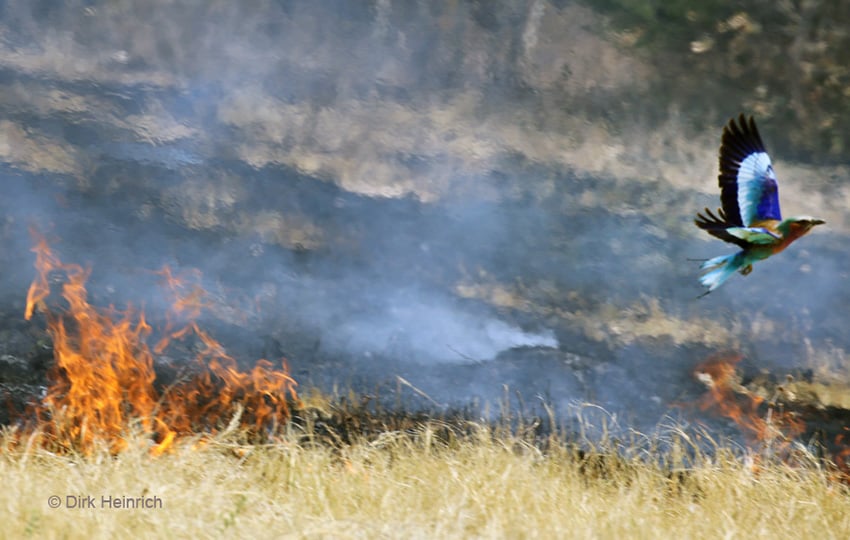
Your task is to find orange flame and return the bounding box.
[22,232,297,455]
[693,354,850,483]
[833,432,850,476]
[694,353,804,454]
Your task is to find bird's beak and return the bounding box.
[811,219,826,226]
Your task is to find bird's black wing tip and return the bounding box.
[694,207,727,229]
[723,113,765,153]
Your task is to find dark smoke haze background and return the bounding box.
[1,1,849,435]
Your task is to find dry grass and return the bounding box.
[2,400,850,540]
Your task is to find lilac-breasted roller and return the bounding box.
[694,114,824,295]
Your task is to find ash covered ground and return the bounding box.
[1,1,849,439]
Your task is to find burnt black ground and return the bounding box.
[0,1,848,446]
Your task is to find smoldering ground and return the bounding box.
[0,1,848,439]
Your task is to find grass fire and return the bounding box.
[16,233,298,455]
[694,354,804,450]
[3,236,850,537]
[3,1,850,536]
[694,352,850,481]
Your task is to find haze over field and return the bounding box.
[1,0,849,435]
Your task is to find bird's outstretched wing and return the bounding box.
[694,206,782,248]
[718,114,782,226]
[694,207,750,247]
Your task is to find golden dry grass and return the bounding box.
[2,405,850,540]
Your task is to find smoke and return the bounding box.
[0,1,846,439]
[310,285,558,363]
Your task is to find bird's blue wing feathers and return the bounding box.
[718,115,782,226]
[735,152,781,226]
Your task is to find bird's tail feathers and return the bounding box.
[699,252,746,293]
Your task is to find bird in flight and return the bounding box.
[694,114,824,296]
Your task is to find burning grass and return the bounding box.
[2,396,850,539]
[694,353,850,481]
[6,235,850,536]
[16,233,298,455]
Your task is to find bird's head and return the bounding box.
[779,216,825,239]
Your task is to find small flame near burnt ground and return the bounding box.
[19,233,298,455]
[693,353,850,478]
[694,353,804,447]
